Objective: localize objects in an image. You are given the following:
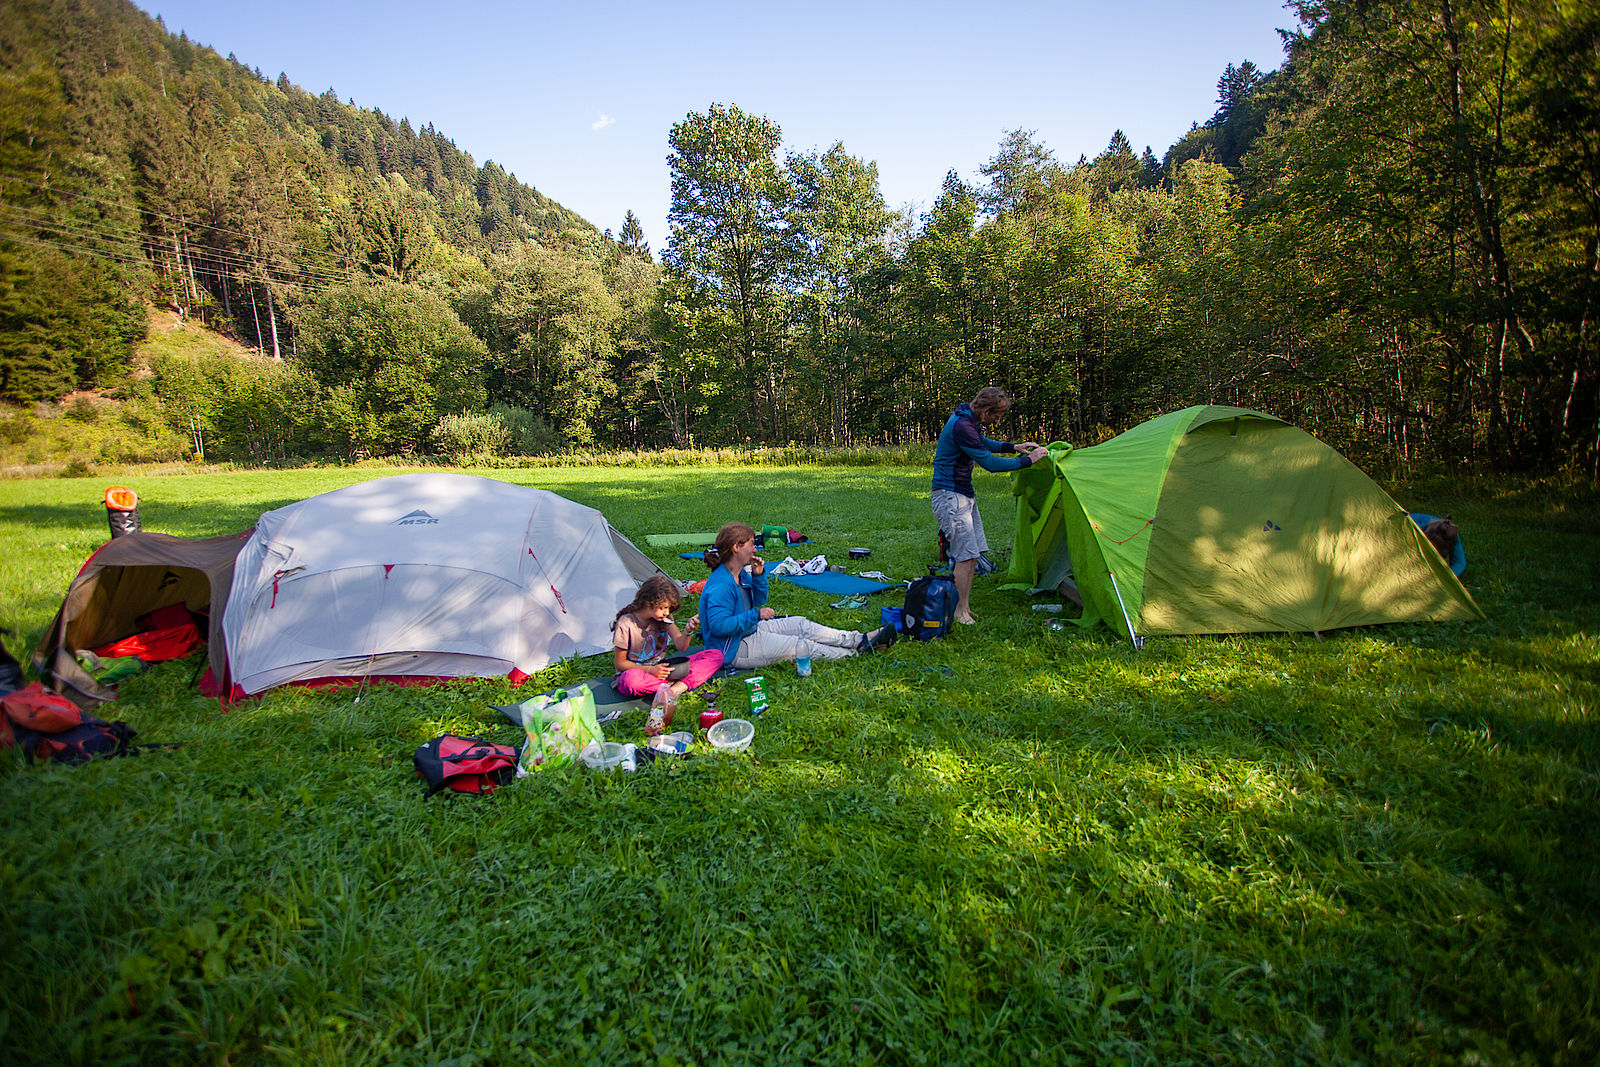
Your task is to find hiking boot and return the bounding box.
[858,626,897,653]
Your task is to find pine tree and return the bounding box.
[619,211,649,258]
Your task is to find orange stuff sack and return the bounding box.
[1,683,89,734]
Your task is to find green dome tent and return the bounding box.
[1005,405,1483,644]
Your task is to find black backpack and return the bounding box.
[901,571,957,640]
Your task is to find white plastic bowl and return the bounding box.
[706,717,754,752]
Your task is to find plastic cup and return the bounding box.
[796,653,812,677]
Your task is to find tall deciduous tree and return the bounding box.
[662,103,792,439]
[896,171,982,432]
[1249,0,1600,469]
[477,245,618,446]
[787,142,892,444]
[358,174,439,282]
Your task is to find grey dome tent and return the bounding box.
[37,473,665,702]
[222,473,666,695]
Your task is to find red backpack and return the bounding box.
[1,683,137,765]
[413,735,519,797]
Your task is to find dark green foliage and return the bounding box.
[662,103,794,442]
[1240,0,1600,473]
[430,405,565,460]
[291,281,487,456]
[618,209,649,258]
[144,343,319,464]
[0,241,145,402]
[3,0,1597,479]
[470,245,620,446]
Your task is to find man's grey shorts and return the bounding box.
[931,489,987,561]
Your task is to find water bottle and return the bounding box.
[1031,603,1063,613]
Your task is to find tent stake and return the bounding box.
[1106,569,1145,650]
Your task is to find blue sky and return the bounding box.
[135,1,1296,249]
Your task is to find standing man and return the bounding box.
[931,387,1048,625]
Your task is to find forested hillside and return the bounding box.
[2,0,1596,477]
[0,0,656,459]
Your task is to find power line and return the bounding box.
[1,173,356,277]
[0,221,343,304]
[0,218,342,295]
[0,197,356,288]
[0,208,348,290]
[0,228,155,273]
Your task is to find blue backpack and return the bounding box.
[901,572,957,640]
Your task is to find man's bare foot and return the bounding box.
[955,612,977,625]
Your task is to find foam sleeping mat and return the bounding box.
[774,572,894,595]
[646,532,720,547]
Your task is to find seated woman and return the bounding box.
[1410,512,1466,576]
[700,523,896,670]
[613,574,724,735]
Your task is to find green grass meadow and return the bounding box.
[1,464,1596,1065]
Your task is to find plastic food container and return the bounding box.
[706,717,754,752]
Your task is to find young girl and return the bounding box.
[613,574,724,735]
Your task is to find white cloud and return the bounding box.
[591,113,616,131]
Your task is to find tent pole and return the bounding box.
[1105,569,1145,650]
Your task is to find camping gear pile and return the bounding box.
[1,683,139,765]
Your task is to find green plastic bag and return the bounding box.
[514,684,603,773]
[75,650,145,685]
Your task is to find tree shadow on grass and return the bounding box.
[0,498,288,539]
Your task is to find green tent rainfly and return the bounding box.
[1006,405,1483,644]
